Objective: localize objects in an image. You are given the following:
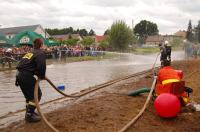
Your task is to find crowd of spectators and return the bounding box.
[0,45,105,66]
[184,42,200,59]
[44,45,104,59]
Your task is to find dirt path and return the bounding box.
[1,59,200,132]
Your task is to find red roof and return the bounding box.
[146,35,164,42]
[95,35,106,42]
[52,34,82,40]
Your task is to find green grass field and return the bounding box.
[62,52,118,62]
[132,47,160,54]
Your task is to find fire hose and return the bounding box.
[118,78,157,132]
[118,55,199,132]
[34,79,59,132]
[34,52,161,132]
[34,69,152,132]
[118,52,160,132]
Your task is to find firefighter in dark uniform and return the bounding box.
[159,41,171,67]
[159,42,167,66]
[16,38,46,122]
[164,41,172,61]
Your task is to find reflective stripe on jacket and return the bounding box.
[162,79,180,85]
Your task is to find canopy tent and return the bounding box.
[0,34,12,47]
[45,39,60,47]
[10,31,48,47]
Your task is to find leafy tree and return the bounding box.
[99,39,109,50]
[104,29,110,35]
[46,27,92,36]
[89,29,95,36]
[46,28,60,35]
[186,20,193,42]
[79,29,88,36]
[65,38,79,46]
[134,20,159,44]
[171,37,182,47]
[68,27,73,33]
[74,28,79,34]
[81,37,94,46]
[196,20,200,43]
[109,20,133,50]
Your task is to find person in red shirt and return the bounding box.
[155,60,192,106]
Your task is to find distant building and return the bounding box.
[174,30,187,39]
[145,35,164,46]
[51,34,82,41]
[0,24,50,39]
[145,34,183,46]
[95,35,106,43]
[163,35,176,42]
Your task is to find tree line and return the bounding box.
[186,20,200,43]
[103,20,159,51]
[45,20,159,51]
[46,19,199,51]
[45,27,96,36]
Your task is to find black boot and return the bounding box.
[25,104,41,123]
[26,103,41,117]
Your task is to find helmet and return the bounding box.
[164,41,171,46]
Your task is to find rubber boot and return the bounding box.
[25,104,41,123]
[26,103,40,118]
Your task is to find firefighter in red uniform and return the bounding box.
[155,60,192,106]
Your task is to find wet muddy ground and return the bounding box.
[1,59,200,132]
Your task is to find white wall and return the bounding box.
[34,26,50,38]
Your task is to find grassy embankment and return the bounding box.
[133,47,160,54]
[59,52,119,63]
[132,46,183,54]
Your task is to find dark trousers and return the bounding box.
[16,71,42,103]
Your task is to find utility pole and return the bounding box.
[131,19,135,50]
[144,21,148,44]
[132,20,134,30]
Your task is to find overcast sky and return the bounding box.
[0,0,199,35]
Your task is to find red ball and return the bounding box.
[154,93,181,118]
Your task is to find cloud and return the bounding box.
[0,0,200,35]
[85,0,137,7]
